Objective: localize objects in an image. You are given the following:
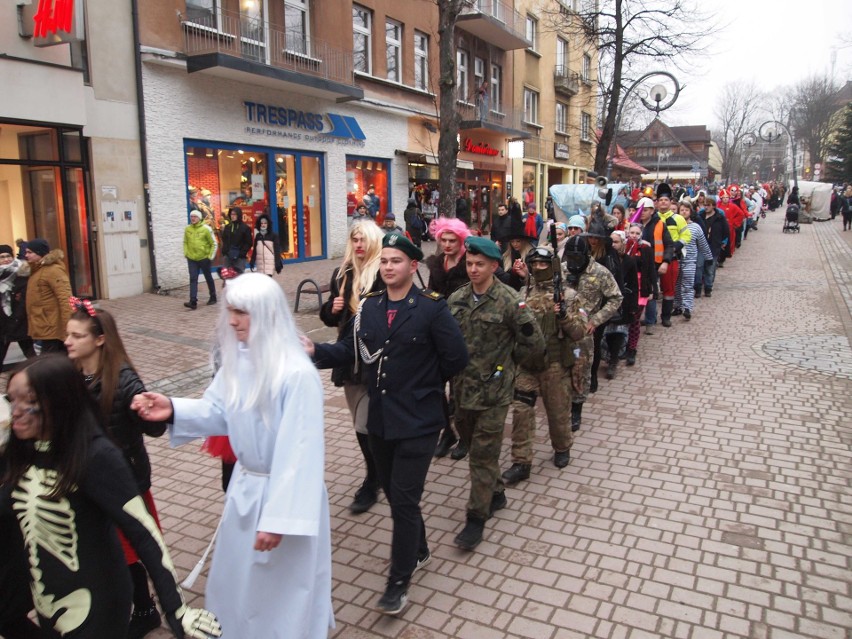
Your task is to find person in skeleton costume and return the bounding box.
[1,355,221,639]
[132,273,334,638]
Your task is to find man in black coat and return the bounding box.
[490,202,513,250]
[696,202,729,297]
[220,207,253,273]
[308,233,468,617]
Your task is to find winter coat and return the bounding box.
[183,220,217,261]
[250,230,283,275]
[0,261,30,343]
[697,208,729,259]
[426,255,469,297]
[594,243,627,324]
[221,220,253,260]
[616,252,640,325]
[491,212,513,247]
[88,365,166,493]
[25,250,72,341]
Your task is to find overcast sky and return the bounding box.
[651,0,851,130]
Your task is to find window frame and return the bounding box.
[525,14,538,51]
[414,30,429,91]
[581,111,592,141]
[283,0,310,54]
[352,4,373,75]
[556,102,568,135]
[490,63,502,112]
[185,0,220,27]
[556,37,568,72]
[457,49,469,102]
[523,87,539,125]
[582,53,592,84]
[385,18,402,82]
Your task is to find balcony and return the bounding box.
[181,9,363,102]
[456,101,531,139]
[553,66,579,97]
[457,0,532,51]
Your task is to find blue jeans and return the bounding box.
[695,257,717,292]
[187,258,216,304]
[644,298,657,326]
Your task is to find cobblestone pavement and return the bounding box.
[4,217,851,639]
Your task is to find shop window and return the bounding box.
[18,130,59,162]
[185,142,324,263]
[346,156,390,222]
[353,4,372,74]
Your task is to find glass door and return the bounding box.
[65,168,94,297]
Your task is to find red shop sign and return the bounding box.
[33,0,75,38]
[463,139,500,157]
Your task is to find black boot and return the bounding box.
[553,450,570,468]
[501,463,531,485]
[704,288,712,298]
[489,491,508,515]
[694,287,702,298]
[350,433,379,514]
[625,349,636,366]
[128,563,160,639]
[454,514,486,550]
[450,441,469,460]
[434,428,458,458]
[571,402,582,432]
[605,354,617,380]
[661,300,674,327]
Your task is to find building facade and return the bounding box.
[1,0,149,299]
[618,120,719,184]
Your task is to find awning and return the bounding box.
[395,149,474,171]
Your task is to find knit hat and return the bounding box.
[385,212,396,221]
[189,210,202,220]
[25,238,50,257]
[0,244,13,256]
[567,215,586,229]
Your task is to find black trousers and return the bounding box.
[0,338,36,371]
[39,339,67,354]
[369,430,439,584]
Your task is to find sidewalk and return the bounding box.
[7,217,852,638]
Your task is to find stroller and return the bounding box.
[783,204,800,233]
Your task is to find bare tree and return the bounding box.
[790,75,841,170]
[712,81,763,183]
[542,0,716,175]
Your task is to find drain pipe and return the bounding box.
[130,0,159,291]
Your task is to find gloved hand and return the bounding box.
[166,605,223,639]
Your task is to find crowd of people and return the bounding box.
[0,176,791,637]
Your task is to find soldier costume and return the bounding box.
[447,236,544,551]
[503,246,587,485]
[562,236,622,431]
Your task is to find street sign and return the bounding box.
[691,161,700,172]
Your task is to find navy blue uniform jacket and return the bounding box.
[313,285,468,440]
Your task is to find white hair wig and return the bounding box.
[216,273,312,426]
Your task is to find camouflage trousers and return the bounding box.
[455,404,509,521]
[569,334,594,404]
[509,362,573,464]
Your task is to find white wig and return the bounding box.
[215,273,311,426]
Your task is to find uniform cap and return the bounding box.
[464,236,502,261]
[382,232,423,261]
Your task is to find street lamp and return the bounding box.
[606,71,681,179]
[656,148,671,182]
[755,109,798,190]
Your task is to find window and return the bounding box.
[186,0,218,24]
[582,54,591,83]
[490,63,501,111]
[474,56,485,90]
[386,19,402,82]
[457,49,469,102]
[353,5,372,74]
[556,102,568,134]
[525,15,538,51]
[523,88,539,125]
[581,112,592,141]
[284,0,310,54]
[240,0,266,62]
[556,37,568,72]
[414,31,428,90]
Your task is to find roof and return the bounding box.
[616,120,712,148]
[611,143,648,174]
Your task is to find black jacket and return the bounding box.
[698,208,729,259]
[314,285,469,440]
[0,263,30,342]
[221,220,253,259]
[491,213,513,247]
[594,243,627,323]
[88,365,166,492]
[618,252,640,324]
[319,266,384,386]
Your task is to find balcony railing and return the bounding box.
[456,100,528,137]
[181,8,356,88]
[554,66,580,97]
[458,0,531,50]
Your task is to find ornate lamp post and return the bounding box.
[606,71,681,180]
[754,110,798,189]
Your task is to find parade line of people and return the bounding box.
[0,180,781,637]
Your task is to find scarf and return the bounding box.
[0,259,24,316]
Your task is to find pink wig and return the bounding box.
[430,217,471,252]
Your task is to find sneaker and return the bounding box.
[183,302,197,310]
[128,605,161,639]
[489,491,507,516]
[413,549,431,574]
[376,580,408,616]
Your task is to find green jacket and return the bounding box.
[522,279,587,369]
[183,221,217,261]
[448,279,545,410]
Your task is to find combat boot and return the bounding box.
[605,354,618,380]
[449,441,468,460]
[454,514,486,551]
[625,349,636,366]
[553,450,570,468]
[489,491,507,516]
[434,429,457,458]
[501,463,531,485]
[571,402,583,432]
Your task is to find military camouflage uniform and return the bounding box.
[509,279,587,464]
[565,259,623,403]
[448,279,545,521]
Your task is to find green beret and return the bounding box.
[382,232,423,261]
[464,236,502,261]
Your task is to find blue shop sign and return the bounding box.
[244,101,366,140]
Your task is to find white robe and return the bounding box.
[170,351,334,638]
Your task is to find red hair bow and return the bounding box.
[69,296,97,317]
